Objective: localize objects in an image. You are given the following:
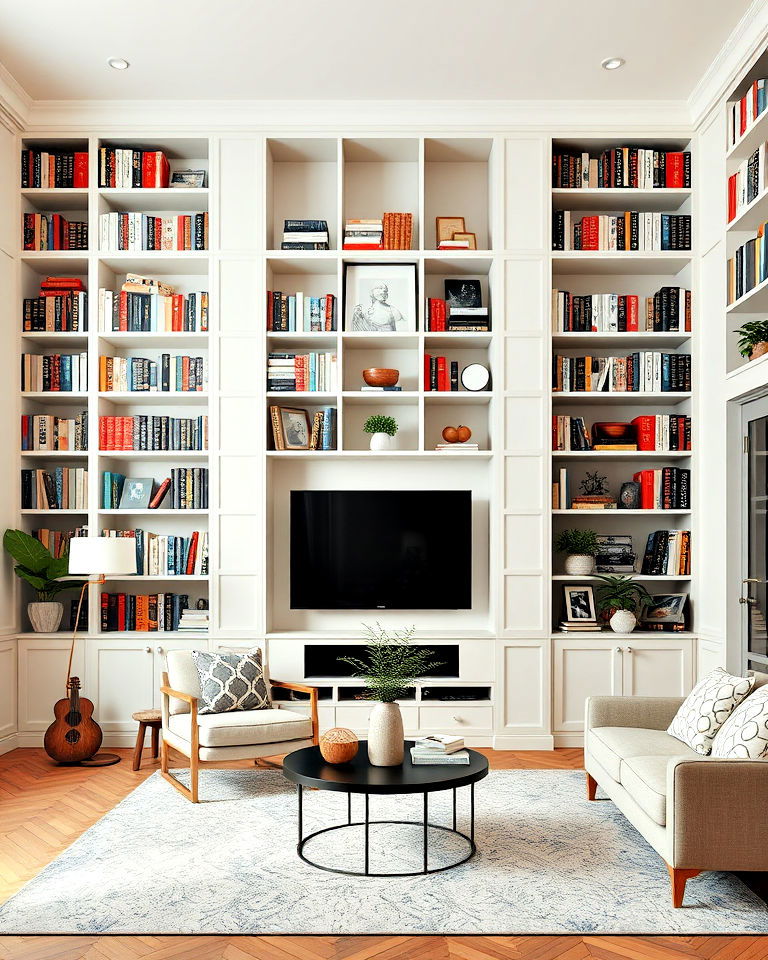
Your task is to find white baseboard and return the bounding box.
[553,733,584,748]
[15,731,140,749]
[0,732,18,755]
[492,734,555,750]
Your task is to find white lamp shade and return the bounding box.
[68,537,137,576]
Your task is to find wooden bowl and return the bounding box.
[319,727,359,765]
[362,368,399,387]
[594,421,631,439]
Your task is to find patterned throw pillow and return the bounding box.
[191,649,271,715]
[667,667,755,755]
[711,684,768,759]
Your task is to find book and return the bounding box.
[413,734,464,754]
[21,468,88,510]
[21,354,88,393]
[281,219,329,251]
[98,147,170,188]
[559,622,602,632]
[383,212,413,250]
[101,528,208,576]
[552,211,690,252]
[99,212,208,252]
[727,80,768,147]
[99,285,208,333]
[23,214,88,251]
[98,415,208,452]
[552,148,691,189]
[21,148,89,188]
[410,747,470,765]
[21,412,88,451]
[267,352,337,392]
[552,287,690,333]
[98,354,207,393]
[552,353,691,393]
[266,292,336,332]
[100,591,191,631]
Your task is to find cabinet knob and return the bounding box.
[615,646,622,654]
[156,646,163,655]
[451,715,461,723]
[145,646,151,653]
[625,646,633,654]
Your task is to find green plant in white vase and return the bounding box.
[363,414,398,451]
[595,574,652,634]
[555,528,599,576]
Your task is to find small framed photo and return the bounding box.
[444,278,482,308]
[641,594,688,624]
[170,169,206,188]
[119,477,154,509]
[563,585,597,622]
[344,262,418,333]
[452,231,477,250]
[278,407,311,450]
[436,216,465,245]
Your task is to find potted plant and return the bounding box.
[555,528,599,576]
[363,414,398,451]
[735,319,768,361]
[339,623,442,766]
[595,574,652,634]
[3,529,84,633]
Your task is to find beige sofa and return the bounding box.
[584,671,768,907]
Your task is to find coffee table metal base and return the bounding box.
[296,783,476,877]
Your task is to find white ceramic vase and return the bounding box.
[368,701,404,766]
[369,432,394,451]
[28,601,64,633]
[610,609,637,633]
[564,554,594,576]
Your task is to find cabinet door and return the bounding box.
[18,636,85,732]
[553,638,623,733]
[0,640,17,741]
[621,637,694,698]
[86,640,155,732]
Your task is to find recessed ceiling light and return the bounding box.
[107,58,130,70]
[601,57,625,71]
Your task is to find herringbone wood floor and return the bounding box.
[0,747,766,960]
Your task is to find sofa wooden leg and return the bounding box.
[586,772,598,801]
[667,864,701,907]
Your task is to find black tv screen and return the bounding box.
[290,490,472,610]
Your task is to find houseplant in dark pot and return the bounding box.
[555,528,599,576]
[595,574,652,633]
[339,623,442,766]
[3,529,84,632]
[735,319,768,361]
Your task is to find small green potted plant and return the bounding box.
[3,529,84,633]
[555,528,599,576]
[363,414,398,451]
[735,319,768,361]
[595,574,652,634]
[339,623,441,766]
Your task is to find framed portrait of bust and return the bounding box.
[344,262,418,333]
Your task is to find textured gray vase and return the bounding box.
[28,601,64,633]
[368,701,404,766]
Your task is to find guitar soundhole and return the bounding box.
[65,729,81,745]
[65,711,82,726]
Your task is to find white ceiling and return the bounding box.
[0,0,753,102]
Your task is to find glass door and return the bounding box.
[742,397,768,673]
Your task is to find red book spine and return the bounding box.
[552,415,558,451]
[627,295,639,332]
[177,215,184,251]
[99,416,108,450]
[266,291,273,331]
[101,593,109,632]
[665,152,684,188]
[437,356,448,391]
[158,153,170,189]
[325,294,334,331]
[342,243,383,250]
[142,152,156,188]
[118,291,128,332]
[73,152,89,188]
[424,353,431,391]
[149,478,171,509]
[631,416,656,451]
[172,294,182,332]
[728,174,737,222]
[438,299,446,331]
[117,593,126,632]
[633,470,654,509]
[185,531,199,575]
[740,97,747,136]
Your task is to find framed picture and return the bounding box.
[641,594,688,624]
[119,477,154,510]
[452,231,477,250]
[278,407,311,450]
[435,216,465,245]
[344,262,417,333]
[563,585,597,622]
[444,278,482,308]
[170,169,206,188]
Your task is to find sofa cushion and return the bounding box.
[711,684,768,760]
[168,707,311,747]
[166,649,203,716]
[589,726,696,782]
[667,667,754,755]
[620,756,669,825]
[191,648,271,715]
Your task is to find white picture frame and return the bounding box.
[344,263,417,333]
[563,585,597,622]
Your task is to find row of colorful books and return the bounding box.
[99,277,208,332]
[23,214,88,251]
[101,528,209,576]
[552,211,691,251]
[98,148,170,188]
[98,415,208,451]
[551,287,691,333]
[21,468,88,510]
[98,355,207,393]
[727,221,768,304]
[102,469,209,510]
[267,352,338,392]
[21,148,88,188]
[266,292,336,332]
[551,415,691,452]
[21,412,88,451]
[552,148,691,189]
[100,592,192,632]
[21,353,88,392]
[98,212,209,251]
[552,353,691,393]
[23,278,88,332]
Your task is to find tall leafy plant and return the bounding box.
[339,623,442,703]
[595,575,651,614]
[3,529,84,601]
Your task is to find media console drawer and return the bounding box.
[335,704,420,731]
[418,705,493,731]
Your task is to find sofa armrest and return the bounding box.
[586,695,684,732]
[159,675,198,730]
[270,679,319,744]
[667,757,768,870]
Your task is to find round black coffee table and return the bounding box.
[282,740,488,877]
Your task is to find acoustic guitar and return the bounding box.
[44,676,103,764]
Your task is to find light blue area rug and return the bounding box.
[0,769,766,934]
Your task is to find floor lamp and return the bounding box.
[64,537,137,767]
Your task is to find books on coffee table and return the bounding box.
[410,747,470,765]
[414,734,464,754]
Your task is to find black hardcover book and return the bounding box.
[450,361,459,391]
[283,219,328,232]
[629,211,639,251]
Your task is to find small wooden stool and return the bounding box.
[132,709,162,771]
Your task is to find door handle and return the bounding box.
[740,578,765,605]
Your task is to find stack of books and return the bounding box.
[410,735,469,765]
[552,147,690,189]
[280,219,329,250]
[98,147,170,188]
[21,148,88,188]
[383,212,413,250]
[343,219,383,249]
[570,495,616,511]
[23,214,88,251]
[24,277,88,333]
[435,441,479,453]
[177,607,210,633]
[559,621,602,633]
[267,351,337,392]
[266,291,336,331]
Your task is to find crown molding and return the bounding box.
[0,62,31,132]
[688,0,768,128]
[23,97,693,134]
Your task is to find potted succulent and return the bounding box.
[595,574,652,634]
[735,319,768,361]
[339,623,442,766]
[363,414,398,451]
[555,528,599,576]
[3,529,84,633]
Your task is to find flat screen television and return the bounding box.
[290,490,472,610]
